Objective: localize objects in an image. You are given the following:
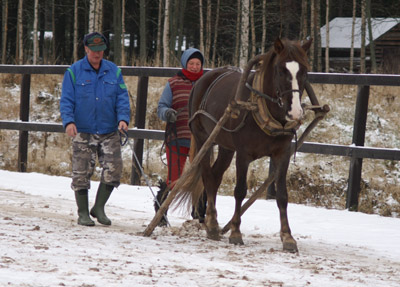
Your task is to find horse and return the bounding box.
[175,38,312,253]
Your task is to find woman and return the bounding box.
[155,48,206,226]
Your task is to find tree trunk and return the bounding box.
[33,0,39,64]
[234,0,241,66]
[366,0,376,73]
[113,0,122,65]
[300,0,308,40]
[205,0,212,63]
[155,0,163,66]
[239,0,249,68]
[17,0,23,65]
[360,0,366,73]
[73,0,78,62]
[325,0,329,72]
[51,0,55,63]
[177,0,186,59]
[261,0,266,53]
[89,0,96,32]
[139,0,146,65]
[211,0,220,67]
[121,0,126,65]
[199,0,205,53]
[2,0,8,64]
[250,0,256,58]
[350,0,356,73]
[163,0,170,66]
[316,0,322,72]
[310,0,315,70]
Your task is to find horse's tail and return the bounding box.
[172,134,205,215]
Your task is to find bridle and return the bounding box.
[245,82,303,108]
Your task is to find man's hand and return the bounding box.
[165,108,177,123]
[119,121,128,131]
[66,123,77,137]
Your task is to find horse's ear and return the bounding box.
[274,38,285,54]
[301,38,313,52]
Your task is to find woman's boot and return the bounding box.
[74,189,95,226]
[90,183,113,225]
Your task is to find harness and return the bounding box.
[189,66,302,137]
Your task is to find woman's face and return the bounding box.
[186,58,202,73]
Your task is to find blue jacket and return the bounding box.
[60,56,130,134]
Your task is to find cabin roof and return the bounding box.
[320,17,400,49]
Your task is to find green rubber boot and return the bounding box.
[90,183,114,225]
[74,189,95,226]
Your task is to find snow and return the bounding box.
[320,17,400,49]
[1,169,400,287]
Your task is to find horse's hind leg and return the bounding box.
[202,146,234,241]
[272,156,298,253]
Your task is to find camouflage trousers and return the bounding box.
[71,131,122,191]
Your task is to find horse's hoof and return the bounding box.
[206,227,221,241]
[207,232,221,241]
[282,241,298,253]
[229,237,244,245]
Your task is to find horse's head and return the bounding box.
[265,38,312,123]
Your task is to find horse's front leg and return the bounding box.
[203,147,234,241]
[273,156,298,253]
[229,155,249,245]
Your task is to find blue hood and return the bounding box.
[180,48,204,69]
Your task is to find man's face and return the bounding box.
[85,46,104,68]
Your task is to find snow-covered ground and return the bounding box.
[1,169,399,287]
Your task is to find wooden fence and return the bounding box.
[1,64,400,211]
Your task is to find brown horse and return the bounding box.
[175,38,312,253]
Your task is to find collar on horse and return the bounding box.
[248,68,302,136]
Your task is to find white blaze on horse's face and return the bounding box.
[285,61,303,121]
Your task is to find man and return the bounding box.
[60,32,130,226]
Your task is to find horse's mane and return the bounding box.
[260,39,310,74]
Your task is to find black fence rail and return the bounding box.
[1,64,400,211]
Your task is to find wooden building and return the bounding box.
[320,18,400,73]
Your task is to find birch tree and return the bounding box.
[211,0,220,67]
[16,0,23,64]
[155,0,163,66]
[121,0,126,65]
[73,0,78,62]
[360,0,366,73]
[2,0,8,64]
[234,0,241,66]
[366,0,376,73]
[300,0,308,40]
[139,0,146,64]
[261,0,266,53]
[250,0,256,58]
[199,0,205,53]
[113,0,122,65]
[239,0,250,68]
[310,0,315,70]
[349,0,356,73]
[33,0,39,64]
[325,0,329,72]
[205,0,212,62]
[163,0,170,66]
[89,0,103,33]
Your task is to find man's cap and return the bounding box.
[83,32,107,52]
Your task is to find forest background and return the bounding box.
[1,0,400,71]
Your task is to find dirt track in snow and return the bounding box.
[1,189,399,287]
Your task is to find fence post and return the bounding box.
[18,74,31,172]
[346,85,370,210]
[131,76,149,185]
